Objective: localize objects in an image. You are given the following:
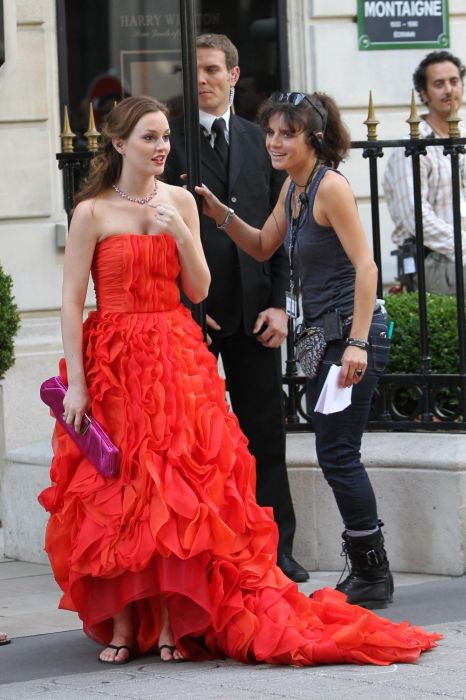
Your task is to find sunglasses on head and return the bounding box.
[271,92,327,129]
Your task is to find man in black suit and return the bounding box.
[164,33,308,583]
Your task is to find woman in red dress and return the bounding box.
[40,96,440,666]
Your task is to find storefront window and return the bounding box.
[58,0,286,144]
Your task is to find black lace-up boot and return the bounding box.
[335,526,394,610]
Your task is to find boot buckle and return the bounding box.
[366,548,383,567]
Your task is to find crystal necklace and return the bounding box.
[112,177,158,205]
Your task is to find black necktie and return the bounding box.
[211,118,229,167]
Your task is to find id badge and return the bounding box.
[285,291,298,318]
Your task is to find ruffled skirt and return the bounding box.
[39,305,440,665]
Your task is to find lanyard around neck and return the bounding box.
[288,160,320,295]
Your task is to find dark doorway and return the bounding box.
[56,0,288,144]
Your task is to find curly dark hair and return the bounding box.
[74,96,168,206]
[413,51,465,98]
[258,92,351,168]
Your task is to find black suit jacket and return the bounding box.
[165,113,288,337]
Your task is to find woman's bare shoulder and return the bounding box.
[70,194,112,241]
[161,181,196,208]
[72,197,96,220]
[75,190,118,218]
[320,167,347,183]
[318,168,352,198]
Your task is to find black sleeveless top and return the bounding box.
[284,166,356,323]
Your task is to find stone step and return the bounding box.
[2,315,63,452]
[1,441,52,565]
[289,432,466,575]
[2,433,465,575]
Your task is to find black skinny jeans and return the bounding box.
[306,311,391,531]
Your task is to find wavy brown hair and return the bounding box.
[74,96,168,206]
[258,92,351,168]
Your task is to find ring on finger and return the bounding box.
[355,369,364,376]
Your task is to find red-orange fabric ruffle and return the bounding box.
[39,235,440,665]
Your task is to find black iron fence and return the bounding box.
[56,91,466,432]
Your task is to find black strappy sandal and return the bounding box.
[159,644,185,663]
[98,643,132,664]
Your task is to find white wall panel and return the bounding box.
[0,123,53,218]
[449,0,466,13]
[0,29,48,121]
[16,0,48,25]
[311,0,356,18]
[0,223,95,311]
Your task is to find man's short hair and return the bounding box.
[196,33,239,70]
[413,50,466,96]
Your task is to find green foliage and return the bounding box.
[0,264,20,380]
[384,292,461,374]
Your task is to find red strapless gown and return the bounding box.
[39,234,440,665]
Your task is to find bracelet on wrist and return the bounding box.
[346,337,370,350]
[217,207,235,230]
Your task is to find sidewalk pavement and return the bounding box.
[1,528,465,700]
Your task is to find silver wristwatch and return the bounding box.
[217,207,235,230]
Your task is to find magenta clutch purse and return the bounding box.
[40,376,120,478]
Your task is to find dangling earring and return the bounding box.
[229,86,235,107]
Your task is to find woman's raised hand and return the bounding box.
[195,184,227,226]
[149,202,187,241]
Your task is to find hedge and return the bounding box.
[0,264,21,380]
[384,292,461,374]
[383,292,464,417]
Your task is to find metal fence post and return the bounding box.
[179,0,205,334]
[445,98,466,415]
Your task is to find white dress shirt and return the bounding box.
[199,108,231,148]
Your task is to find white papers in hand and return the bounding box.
[314,364,352,415]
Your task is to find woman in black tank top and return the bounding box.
[197,92,393,611]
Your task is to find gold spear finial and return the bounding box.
[447,93,461,138]
[84,103,100,152]
[406,90,421,139]
[364,91,379,140]
[60,106,75,153]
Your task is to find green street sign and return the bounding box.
[357,0,450,50]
